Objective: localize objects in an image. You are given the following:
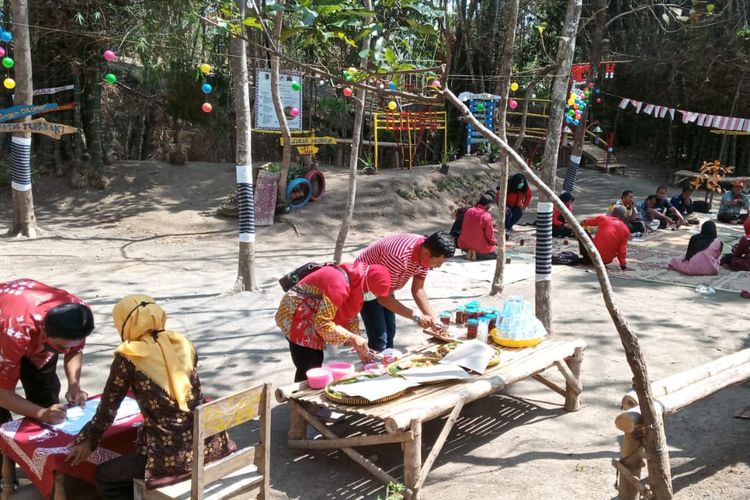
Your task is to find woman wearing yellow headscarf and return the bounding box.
[65,295,234,499]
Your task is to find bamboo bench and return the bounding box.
[612,348,750,500]
[276,337,586,500]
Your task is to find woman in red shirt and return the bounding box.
[502,173,532,234]
[458,193,497,260]
[552,193,575,237]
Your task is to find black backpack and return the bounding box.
[279,262,348,291]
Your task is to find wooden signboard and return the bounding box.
[296,145,319,155]
[280,136,337,146]
[254,169,280,226]
[0,103,58,123]
[37,102,76,114]
[0,118,78,140]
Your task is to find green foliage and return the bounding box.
[376,482,406,500]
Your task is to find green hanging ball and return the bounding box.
[104,73,117,84]
[1,57,13,69]
[291,81,301,91]
[476,103,485,111]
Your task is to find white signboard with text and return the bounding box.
[254,69,303,130]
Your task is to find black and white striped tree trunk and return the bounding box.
[9,0,36,237]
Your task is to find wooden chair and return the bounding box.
[134,382,271,500]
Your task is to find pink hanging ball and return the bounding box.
[290,107,300,117]
[431,79,441,88]
[509,99,518,110]
[0,47,5,58]
[202,102,213,113]
[103,50,116,62]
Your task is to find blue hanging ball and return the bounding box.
[573,119,580,126]
[565,116,573,123]
[594,88,601,95]
[201,83,213,94]
[388,81,397,90]
[1,31,12,43]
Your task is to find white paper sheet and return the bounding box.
[335,375,419,402]
[439,340,496,374]
[397,363,470,384]
[51,396,141,435]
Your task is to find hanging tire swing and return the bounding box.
[304,168,326,201]
[285,178,313,209]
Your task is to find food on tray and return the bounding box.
[324,373,379,399]
[391,355,441,371]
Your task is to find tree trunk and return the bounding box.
[444,88,673,500]
[333,0,373,263]
[270,7,293,202]
[82,61,105,184]
[536,0,583,333]
[562,0,607,195]
[9,0,36,237]
[231,0,258,292]
[490,0,519,296]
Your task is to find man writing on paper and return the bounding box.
[0,279,94,426]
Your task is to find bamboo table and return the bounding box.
[276,337,586,499]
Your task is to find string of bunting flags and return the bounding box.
[618,97,750,132]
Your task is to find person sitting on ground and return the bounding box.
[717,181,750,224]
[609,190,646,234]
[276,262,391,381]
[667,221,722,276]
[724,217,750,271]
[670,185,699,225]
[502,173,532,235]
[449,205,468,248]
[458,193,497,260]
[552,193,575,238]
[66,295,235,499]
[579,206,631,270]
[654,185,688,227]
[637,194,664,231]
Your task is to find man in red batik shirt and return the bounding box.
[0,279,94,426]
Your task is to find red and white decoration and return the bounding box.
[618,97,750,132]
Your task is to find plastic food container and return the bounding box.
[306,368,333,389]
[326,361,355,380]
[381,348,402,365]
[466,318,479,339]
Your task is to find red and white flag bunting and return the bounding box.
[619,97,750,131]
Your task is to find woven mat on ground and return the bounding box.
[508,218,750,293]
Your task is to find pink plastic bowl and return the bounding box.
[326,361,355,380]
[306,368,333,389]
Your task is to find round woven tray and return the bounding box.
[323,373,408,405]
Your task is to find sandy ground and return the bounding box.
[0,156,748,500]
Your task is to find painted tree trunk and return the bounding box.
[231,0,257,292]
[563,0,607,194]
[444,88,673,500]
[9,0,36,237]
[333,0,374,264]
[490,0,519,296]
[535,0,582,332]
[270,7,293,203]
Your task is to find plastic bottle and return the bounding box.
[477,316,489,343]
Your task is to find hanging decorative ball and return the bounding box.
[565,116,573,124]
[431,79,441,88]
[103,50,116,62]
[387,100,397,111]
[596,97,602,104]
[476,103,485,112]
[289,107,300,117]
[1,57,13,69]
[509,99,518,110]
[378,83,385,89]
[1,31,12,43]
[348,67,358,74]
[199,63,212,75]
[0,47,6,58]
[201,83,213,94]
[202,102,213,113]
[3,78,15,90]
[388,81,397,90]
[343,87,353,97]
[573,119,580,126]
[594,88,601,95]
[510,82,519,92]
[104,73,117,84]
[291,81,301,91]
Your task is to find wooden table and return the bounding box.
[276,337,586,499]
[0,395,142,499]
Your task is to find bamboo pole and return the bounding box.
[288,430,413,450]
[442,88,673,499]
[403,420,422,500]
[621,348,750,410]
[531,373,567,397]
[287,400,307,442]
[416,401,464,490]
[563,347,584,411]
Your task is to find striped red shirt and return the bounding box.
[355,234,429,292]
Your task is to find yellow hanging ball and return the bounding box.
[387,101,397,111]
[3,78,15,90]
[510,82,519,92]
[199,63,212,75]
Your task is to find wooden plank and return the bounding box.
[192,405,206,500]
[416,401,464,490]
[202,384,264,437]
[202,447,256,485]
[0,103,57,122]
[0,118,77,139]
[288,430,413,449]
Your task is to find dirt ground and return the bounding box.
[0,155,748,500]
